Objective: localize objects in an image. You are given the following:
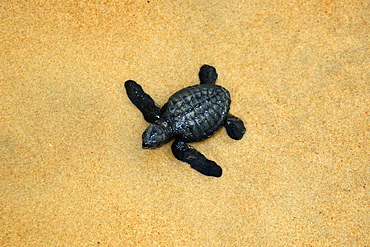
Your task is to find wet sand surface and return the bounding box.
[1,1,369,246]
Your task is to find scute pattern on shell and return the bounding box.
[163,84,231,142]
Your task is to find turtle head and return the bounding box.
[142,119,172,149]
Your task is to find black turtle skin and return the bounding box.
[125,65,246,177]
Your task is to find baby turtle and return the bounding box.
[125,65,246,177]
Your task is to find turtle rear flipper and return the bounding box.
[199,65,218,85]
[171,139,222,177]
[125,80,161,123]
[224,114,246,140]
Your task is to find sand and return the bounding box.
[1,0,369,246]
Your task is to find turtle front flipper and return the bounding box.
[224,114,246,140]
[125,80,161,123]
[199,65,218,85]
[171,139,222,177]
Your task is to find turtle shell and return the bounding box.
[162,84,231,142]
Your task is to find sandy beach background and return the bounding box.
[1,0,369,246]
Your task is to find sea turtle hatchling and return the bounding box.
[124,65,246,177]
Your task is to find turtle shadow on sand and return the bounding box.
[125,65,246,177]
